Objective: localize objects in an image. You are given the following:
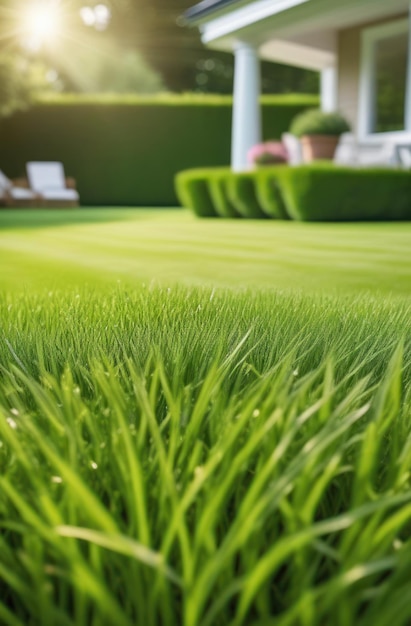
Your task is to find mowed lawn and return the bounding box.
[2,207,411,626]
[1,207,411,295]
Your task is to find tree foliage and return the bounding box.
[0,0,318,101]
[105,0,319,93]
[0,53,47,117]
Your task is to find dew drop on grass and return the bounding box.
[6,418,17,429]
[393,539,403,550]
[252,409,260,418]
[90,461,98,470]
[51,476,63,484]
[10,408,19,416]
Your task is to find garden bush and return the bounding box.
[176,167,288,219]
[254,166,290,219]
[175,168,218,217]
[279,163,411,221]
[289,108,351,137]
[176,163,411,222]
[226,172,267,219]
[0,94,318,206]
[207,169,242,218]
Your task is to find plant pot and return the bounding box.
[301,135,339,162]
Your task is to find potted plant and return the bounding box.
[289,109,351,162]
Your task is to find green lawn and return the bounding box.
[1,208,411,626]
[1,208,411,295]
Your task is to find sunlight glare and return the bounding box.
[80,4,111,31]
[24,4,61,49]
[79,7,96,27]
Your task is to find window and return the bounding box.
[359,19,410,138]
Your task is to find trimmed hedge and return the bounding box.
[255,167,289,219]
[175,163,411,221]
[207,169,242,218]
[0,94,318,206]
[175,167,282,220]
[280,163,411,221]
[226,172,267,219]
[174,168,217,217]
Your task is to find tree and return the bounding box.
[102,0,318,93]
[0,52,47,117]
[0,0,318,97]
[55,41,164,93]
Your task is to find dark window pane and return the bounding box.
[373,31,407,133]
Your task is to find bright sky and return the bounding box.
[20,2,111,52]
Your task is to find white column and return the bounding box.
[320,65,337,112]
[231,41,262,171]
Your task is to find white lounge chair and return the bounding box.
[398,146,411,168]
[334,135,398,168]
[0,169,40,207]
[26,161,79,207]
[333,133,357,165]
[281,133,303,165]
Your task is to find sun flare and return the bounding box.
[24,4,61,48]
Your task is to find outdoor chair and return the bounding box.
[334,135,398,168]
[333,133,357,165]
[397,146,411,168]
[26,162,79,207]
[281,132,398,168]
[354,141,398,168]
[0,169,41,207]
[281,133,303,165]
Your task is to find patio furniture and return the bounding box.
[334,135,398,167]
[398,146,411,168]
[0,169,40,207]
[281,133,303,165]
[333,133,357,165]
[26,162,79,207]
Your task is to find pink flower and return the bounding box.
[247,141,289,166]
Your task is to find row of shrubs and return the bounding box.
[175,163,411,221]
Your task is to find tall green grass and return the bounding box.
[1,286,411,625]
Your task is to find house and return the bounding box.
[182,0,411,169]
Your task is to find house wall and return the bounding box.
[337,13,407,133]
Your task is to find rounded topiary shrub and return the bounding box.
[289,109,351,137]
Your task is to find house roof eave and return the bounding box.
[180,0,248,26]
